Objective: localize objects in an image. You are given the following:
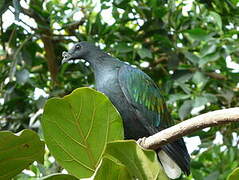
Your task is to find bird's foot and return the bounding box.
[137,137,147,148]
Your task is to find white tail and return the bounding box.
[158,150,182,179]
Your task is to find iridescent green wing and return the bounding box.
[118,65,173,128]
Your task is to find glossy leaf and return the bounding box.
[168,93,191,103]
[210,11,222,30]
[93,156,131,180]
[105,140,169,180]
[41,87,124,179]
[203,93,218,103]
[179,83,192,94]
[185,28,209,41]
[0,130,44,180]
[199,52,220,67]
[40,173,78,180]
[193,97,208,108]
[179,100,193,120]
[227,167,239,180]
[184,52,200,65]
[200,44,217,57]
[173,70,193,83]
[192,71,208,88]
[137,48,153,59]
[115,43,133,53]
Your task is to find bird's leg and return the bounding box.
[137,137,147,148]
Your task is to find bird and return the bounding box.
[62,41,190,179]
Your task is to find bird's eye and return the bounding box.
[75,45,81,49]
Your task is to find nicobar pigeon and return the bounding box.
[62,42,190,179]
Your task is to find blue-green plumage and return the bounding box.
[62,42,190,178]
[119,66,173,128]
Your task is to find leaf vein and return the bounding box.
[51,135,95,172]
[49,120,87,148]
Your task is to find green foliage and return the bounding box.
[227,167,239,180]
[41,88,123,178]
[40,173,78,180]
[93,157,131,180]
[137,48,153,59]
[185,28,210,41]
[0,130,44,180]
[105,140,168,180]
[41,87,168,179]
[0,0,12,16]
[189,144,239,180]
[0,0,239,179]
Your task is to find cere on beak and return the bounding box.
[62,51,71,64]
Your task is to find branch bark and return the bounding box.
[138,107,239,150]
[41,29,58,84]
[21,6,59,84]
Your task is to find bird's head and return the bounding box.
[62,41,98,64]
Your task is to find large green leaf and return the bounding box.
[203,93,218,103]
[168,93,191,103]
[193,97,208,108]
[173,70,193,84]
[178,100,193,120]
[184,51,200,65]
[115,43,133,53]
[0,129,44,180]
[41,87,124,179]
[93,156,131,180]
[105,140,169,180]
[137,48,153,59]
[185,28,210,41]
[200,43,217,57]
[192,71,208,88]
[227,167,239,180]
[40,173,78,180]
[209,11,222,30]
[199,51,220,67]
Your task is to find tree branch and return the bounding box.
[138,107,239,150]
[205,72,227,80]
[21,5,59,84]
[0,15,5,51]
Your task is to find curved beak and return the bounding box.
[62,51,72,64]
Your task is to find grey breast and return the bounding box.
[94,65,150,139]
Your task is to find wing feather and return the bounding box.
[118,65,173,128]
[118,65,190,175]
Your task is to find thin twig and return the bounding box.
[0,16,5,51]
[9,35,33,81]
[138,107,239,150]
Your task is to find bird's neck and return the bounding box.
[85,53,123,74]
[84,51,107,67]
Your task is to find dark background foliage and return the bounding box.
[0,0,238,179]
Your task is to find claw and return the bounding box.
[137,137,147,148]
